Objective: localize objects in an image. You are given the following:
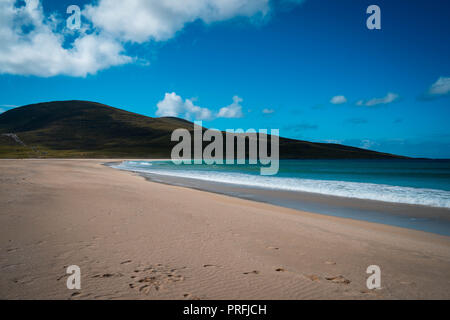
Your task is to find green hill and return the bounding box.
[0,100,406,159]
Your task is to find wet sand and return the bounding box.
[0,159,449,299]
[134,170,450,236]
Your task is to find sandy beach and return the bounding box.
[0,159,449,299]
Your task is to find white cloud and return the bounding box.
[0,0,132,77]
[262,108,274,114]
[360,139,377,150]
[217,95,244,118]
[357,92,399,107]
[421,77,450,99]
[0,0,281,77]
[156,92,213,120]
[156,93,244,120]
[155,92,184,117]
[84,0,270,43]
[183,98,214,120]
[330,95,347,104]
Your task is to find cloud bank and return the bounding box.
[0,0,276,77]
[84,0,270,43]
[0,0,132,77]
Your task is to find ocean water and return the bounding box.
[113,159,450,209]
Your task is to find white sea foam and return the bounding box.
[113,161,450,209]
[127,161,152,166]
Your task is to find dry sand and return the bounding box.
[0,159,449,299]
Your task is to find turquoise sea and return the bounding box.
[114,159,450,209]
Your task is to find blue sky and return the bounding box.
[0,0,449,158]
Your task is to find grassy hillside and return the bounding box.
[0,100,406,159]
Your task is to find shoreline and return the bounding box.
[108,160,450,236]
[1,159,449,299]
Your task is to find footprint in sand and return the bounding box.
[139,284,153,294]
[243,270,260,275]
[324,261,336,265]
[13,275,36,285]
[129,264,185,295]
[203,264,220,268]
[325,275,351,284]
[120,260,132,265]
[267,246,279,250]
[360,289,383,297]
[275,268,285,272]
[305,274,320,282]
[1,263,24,271]
[92,272,123,278]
